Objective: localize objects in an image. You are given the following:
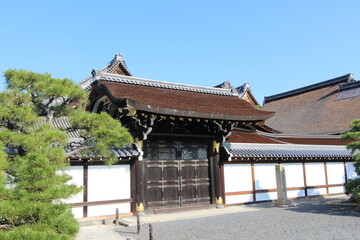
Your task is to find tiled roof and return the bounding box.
[256,131,352,145]
[336,81,360,100]
[227,128,283,144]
[66,143,138,159]
[227,127,350,145]
[235,82,251,98]
[262,74,360,135]
[80,54,131,90]
[91,81,274,121]
[339,80,360,90]
[223,142,353,160]
[235,82,260,106]
[263,74,354,104]
[52,117,82,140]
[41,117,138,159]
[92,71,238,96]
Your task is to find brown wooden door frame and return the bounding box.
[144,140,212,210]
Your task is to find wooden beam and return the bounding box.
[83,163,88,218]
[71,198,132,207]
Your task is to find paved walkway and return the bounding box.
[76,195,360,240]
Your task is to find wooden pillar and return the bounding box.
[213,140,223,208]
[83,161,88,218]
[251,162,256,202]
[135,138,145,215]
[130,157,137,213]
[343,160,348,184]
[324,161,329,195]
[302,162,308,197]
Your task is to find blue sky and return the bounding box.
[0,1,359,103]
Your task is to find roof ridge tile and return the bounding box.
[263,73,354,104]
[93,71,239,97]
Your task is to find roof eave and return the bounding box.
[263,73,354,104]
[122,98,274,121]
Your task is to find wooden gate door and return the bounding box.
[146,142,211,209]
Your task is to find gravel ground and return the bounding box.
[77,196,360,240]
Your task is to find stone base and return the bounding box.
[274,200,296,208]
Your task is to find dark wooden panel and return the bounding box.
[147,187,162,204]
[163,166,179,181]
[145,142,211,209]
[147,166,162,181]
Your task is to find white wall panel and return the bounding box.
[328,186,345,194]
[326,162,345,185]
[283,163,304,188]
[63,166,84,203]
[225,194,253,204]
[87,203,131,217]
[224,164,252,192]
[346,162,358,180]
[256,192,277,201]
[254,163,277,190]
[88,165,130,202]
[308,187,327,196]
[305,163,326,186]
[71,207,83,219]
[287,189,305,198]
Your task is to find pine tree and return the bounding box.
[342,119,360,203]
[0,69,133,239]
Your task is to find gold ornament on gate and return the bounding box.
[216,197,223,205]
[136,203,144,213]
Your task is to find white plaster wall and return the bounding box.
[346,162,358,180]
[88,165,131,202]
[254,163,277,190]
[307,187,327,196]
[326,162,345,185]
[87,203,131,217]
[283,163,304,188]
[328,186,345,194]
[224,164,252,192]
[71,207,83,219]
[287,189,305,198]
[256,192,277,201]
[305,163,326,186]
[225,194,253,204]
[63,166,84,204]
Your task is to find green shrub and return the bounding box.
[345,178,360,203]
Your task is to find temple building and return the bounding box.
[64,54,356,221]
[262,74,360,135]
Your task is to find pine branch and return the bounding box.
[65,145,90,157]
[0,224,13,230]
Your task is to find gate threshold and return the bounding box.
[153,204,212,214]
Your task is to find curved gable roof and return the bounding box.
[90,80,274,121]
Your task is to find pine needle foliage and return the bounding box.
[0,69,133,239]
[342,119,360,203]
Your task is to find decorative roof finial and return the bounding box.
[91,69,97,77]
[115,53,123,61]
[349,73,355,82]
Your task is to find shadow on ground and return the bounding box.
[245,196,360,217]
[285,197,360,217]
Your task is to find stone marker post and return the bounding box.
[275,164,293,207]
